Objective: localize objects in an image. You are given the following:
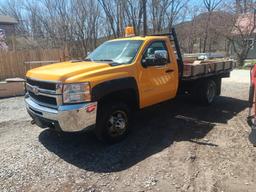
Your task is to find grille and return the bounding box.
[27,78,56,90]
[29,91,57,106]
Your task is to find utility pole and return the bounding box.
[142,0,147,36]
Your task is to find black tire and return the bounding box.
[95,102,130,144]
[198,79,217,105]
[215,78,222,96]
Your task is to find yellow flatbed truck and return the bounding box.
[25,28,235,143]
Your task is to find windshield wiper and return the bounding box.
[94,59,122,66]
[94,59,114,62]
[83,58,93,61]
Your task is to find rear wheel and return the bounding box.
[198,79,217,105]
[95,102,130,144]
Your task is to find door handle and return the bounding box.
[165,69,174,73]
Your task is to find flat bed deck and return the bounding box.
[182,60,236,80]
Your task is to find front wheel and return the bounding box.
[95,102,130,144]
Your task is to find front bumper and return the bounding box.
[25,97,97,132]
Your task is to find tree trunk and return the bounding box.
[237,55,245,67]
[142,0,147,36]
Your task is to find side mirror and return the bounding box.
[142,50,168,67]
[154,50,167,60]
[154,50,168,65]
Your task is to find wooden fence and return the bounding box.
[0,49,69,81]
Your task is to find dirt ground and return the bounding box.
[0,69,255,192]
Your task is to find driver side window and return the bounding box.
[143,41,169,62]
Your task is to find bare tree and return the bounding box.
[0,0,194,57]
[142,0,147,35]
[98,0,125,38]
[147,0,189,33]
[176,6,200,53]
[149,0,168,33]
[123,0,144,35]
[202,0,223,52]
[0,0,30,36]
[227,12,256,65]
[71,0,101,56]
[166,0,189,30]
[236,0,255,13]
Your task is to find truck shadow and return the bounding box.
[39,96,248,173]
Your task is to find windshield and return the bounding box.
[87,40,143,64]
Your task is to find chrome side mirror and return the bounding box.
[154,50,168,65]
[154,50,168,60]
[142,50,168,67]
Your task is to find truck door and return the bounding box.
[138,40,179,108]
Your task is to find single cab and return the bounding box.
[25,28,235,143]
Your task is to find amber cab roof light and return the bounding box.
[125,26,135,37]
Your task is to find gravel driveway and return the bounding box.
[0,69,255,192]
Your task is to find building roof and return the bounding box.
[0,15,18,24]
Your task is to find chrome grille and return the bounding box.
[26,78,62,108]
[27,78,56,91]
[28,91,57,106]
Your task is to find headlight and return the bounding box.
[63,83,91,104]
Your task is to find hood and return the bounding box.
[26,61,111,82]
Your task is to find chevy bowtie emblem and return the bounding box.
[32,86,40,95]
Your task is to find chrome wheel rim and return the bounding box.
[107,110,128,137]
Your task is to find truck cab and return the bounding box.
[25,28,234,143]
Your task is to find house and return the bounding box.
[230,13,256,60]
[0,15,18,36]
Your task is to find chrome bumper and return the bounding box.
[25,97,97,132]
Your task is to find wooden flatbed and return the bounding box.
[182,60,236,80]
